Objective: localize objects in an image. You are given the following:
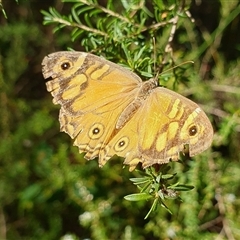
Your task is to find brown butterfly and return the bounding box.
[42,51,213,171]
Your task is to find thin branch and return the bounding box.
[198,216,223,231]
[211,84,240,94]
[79,0,132,24]
[51,16,108,37]
[215,188,235,240]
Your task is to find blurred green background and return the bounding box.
[0,0,240,239]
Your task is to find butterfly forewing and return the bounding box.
[42,51,141,115]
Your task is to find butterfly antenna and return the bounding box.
[156,61,194,87]
[152,37,161,84]
[152,37,193,85]
[160,61,194,76]
[153,37,157,77]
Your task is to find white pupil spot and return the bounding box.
[61,62,70,70]
[93,128,100,134]
[189,125,197,136]
[118,140,125,147]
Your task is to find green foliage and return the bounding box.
[42,0,195,78]
[1,0,240,239]
[125,165,194,218]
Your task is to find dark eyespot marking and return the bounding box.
[61,62,71,70]
[118,140,125,147]
[92,127,100,135]
[114,136,129,152]
[189,125,198,136]
[89,123,104,140]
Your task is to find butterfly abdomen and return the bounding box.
[116,100,142,129]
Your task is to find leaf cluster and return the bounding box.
[42,0,194,78]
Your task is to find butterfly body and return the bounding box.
[42,51,213,170]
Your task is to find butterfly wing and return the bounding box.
[101,87,213,170]
[42,51,142,160]
[42,51,142,114]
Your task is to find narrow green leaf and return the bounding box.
[144,198,158,219]
[124,193,152,201]
[161,173,176,179]
[129,177,151,184]
[168,184,194,191]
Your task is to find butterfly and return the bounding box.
[42,51,213,171]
